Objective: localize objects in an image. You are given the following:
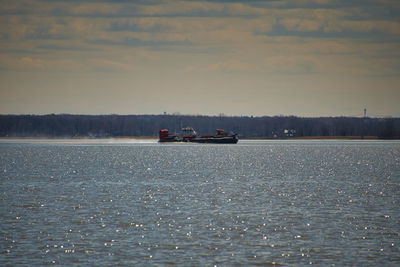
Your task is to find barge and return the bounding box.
[159,127,238,144]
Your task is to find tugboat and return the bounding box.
[159,127,238,144]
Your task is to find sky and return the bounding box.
[0,0,399,117]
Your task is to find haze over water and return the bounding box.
[1,140,399,266]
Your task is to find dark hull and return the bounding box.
[158,137,179,142]
[159,136,238,143]
[158,139,178,142]
[188,137,238,143]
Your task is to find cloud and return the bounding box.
[36,44,97,51]
[0,53,138,73]
[19,56,45,69]
[342,20,400,35]
[0,55,45,71]
[0,0,398,78]
[253,6,400,41]
[0,54,86,71]
[108,20,171,32]
[1,0,398,41]
[89,37,191,47]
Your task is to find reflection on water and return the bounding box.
[1,140,399,265]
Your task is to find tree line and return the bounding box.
[0,114,399,139]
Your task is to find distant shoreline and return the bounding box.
[1,136,399,140]
[248,136,383,140]
[0,136,158,140]
[2,114,399,139]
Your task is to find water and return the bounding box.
[1,139,399,266]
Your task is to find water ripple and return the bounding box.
[1,140,399,266]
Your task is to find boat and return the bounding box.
[159,127,238,143]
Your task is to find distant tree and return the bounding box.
[379,118,396,139]
[0,114,399,139]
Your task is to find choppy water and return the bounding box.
[1,139,399,266]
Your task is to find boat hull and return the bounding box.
[159,136,238,143]
[188,137,238,144]
[158,138,179,142]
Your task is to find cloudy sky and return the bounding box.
[0,0,399,117]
